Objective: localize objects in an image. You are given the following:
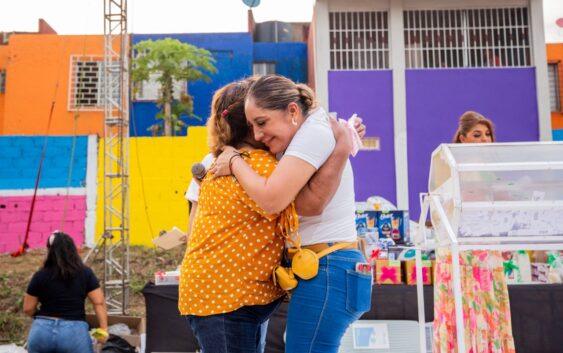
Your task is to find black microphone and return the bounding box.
[191,162,207,181]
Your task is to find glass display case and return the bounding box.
[427,142,563,244]
[414,142,563,353]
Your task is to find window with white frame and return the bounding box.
[548,63,561,112]
[329,11,390,70]
[134,73,186,101]
[253,62,276,76]
[0,70,6,93]
[68,55,104,110]
[404,7,531,69]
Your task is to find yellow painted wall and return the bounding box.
[95,127,209,246]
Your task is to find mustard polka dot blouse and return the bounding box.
[178,149,285,316]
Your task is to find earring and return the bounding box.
[291,115,297,126]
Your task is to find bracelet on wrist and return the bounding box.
[228,154,241,175]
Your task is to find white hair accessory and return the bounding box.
[48,230,61,246]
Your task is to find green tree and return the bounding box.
[131,38,217,136]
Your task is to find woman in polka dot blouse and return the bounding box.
[179,77,353,353]
[211,74,372,353]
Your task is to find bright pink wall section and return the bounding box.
[0,195,86,253]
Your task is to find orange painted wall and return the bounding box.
[547,43,563,130]
[2,34,123,136]
[0,45,9,135]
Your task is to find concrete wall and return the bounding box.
[94,127,209,247]
[1,34,110,136]
[0,136,93,253]
[547,43,563,140]
[0,128,210,253]
[253,42,308,83]
[327,68,540,218]
[328,70,396,205]
[406,68,540,217]
[0,45,8,135]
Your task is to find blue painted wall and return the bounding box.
[554,129,563,141]
[131,33,254,136]
[0,136,88,189]
[253,42,308,83]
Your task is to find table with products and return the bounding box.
[142,282,563,353]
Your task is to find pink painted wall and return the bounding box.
[0,195,86,253]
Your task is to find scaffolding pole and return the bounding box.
[102,0,129,315]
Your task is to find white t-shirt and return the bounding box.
[284,108,357,245]
[185,153,214,202]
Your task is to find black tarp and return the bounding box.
[143,282,563,353]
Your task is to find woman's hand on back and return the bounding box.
[209,146,239,178]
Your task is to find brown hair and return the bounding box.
[207,78,257,156]
[246,74,317,117]
[453,111,496,143]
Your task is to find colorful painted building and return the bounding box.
[0,18,308,252]
[131,31,307,136]
[547,43,563,140]
[309,0,553,217]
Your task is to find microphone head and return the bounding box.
[191,163,207,181]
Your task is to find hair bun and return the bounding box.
[296,84,316,110]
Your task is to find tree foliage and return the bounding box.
[131,38,217,136]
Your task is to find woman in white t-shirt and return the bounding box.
[210,74,372,353]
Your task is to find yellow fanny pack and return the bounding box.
[273,241,357,291]
[272,203,357,291]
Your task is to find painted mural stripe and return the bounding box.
[0,187,86,197]
[84,135,98,247]
[0,136,89,190]
[0,195,87,254]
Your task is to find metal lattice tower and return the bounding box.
[102,0,130,314]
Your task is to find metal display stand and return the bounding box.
[414,142,563,353]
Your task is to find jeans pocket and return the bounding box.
[345,269,373,314]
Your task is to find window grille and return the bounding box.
[404,7,531,69]
[329,11,390,70]
[253,62,276,76]
[0,70,5,93]
[69,55,103,110]
[548,63,561,112]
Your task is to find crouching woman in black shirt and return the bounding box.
[23,231,108,353]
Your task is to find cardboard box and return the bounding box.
[531,262,549,283]
[154,270,180,285]
[355,210,378,230]
[376,210,409,244]
[86,314,145,349]
[375,259,402,284]
[404,260,432,285]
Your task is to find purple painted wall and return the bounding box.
[328,71,396,204]
[406,68,539,218]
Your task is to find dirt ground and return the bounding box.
[0,245,186,344]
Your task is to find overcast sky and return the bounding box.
[1,0,562,43]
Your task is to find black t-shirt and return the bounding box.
[26,266,100,321]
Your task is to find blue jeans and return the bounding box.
[285,249,372,353]
[186,297,283,353]
[27,317,93,353]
